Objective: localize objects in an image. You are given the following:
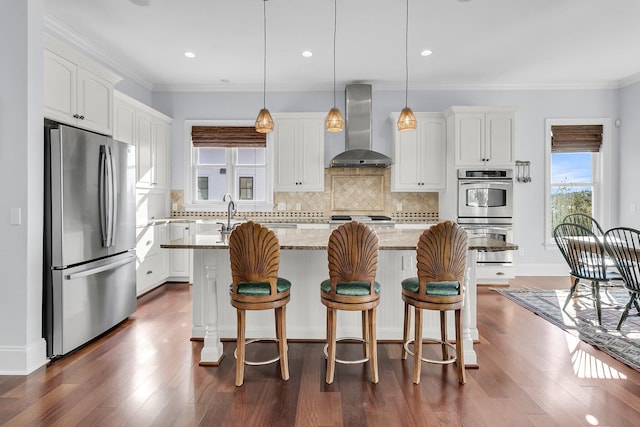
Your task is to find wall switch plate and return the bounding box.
[10,208,21,225]
[396,202,403,212]
[631,203,636,213]
[295,203,301,211]
[172,203,178,211]
[277,202,286,211]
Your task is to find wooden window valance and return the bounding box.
[551,125,603,153]
[191,126,266,148]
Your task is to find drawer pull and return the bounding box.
[146,270,153,275]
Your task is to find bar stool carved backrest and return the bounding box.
[321,221,380,384]
[229,221,291,386]
[401,220,468,384]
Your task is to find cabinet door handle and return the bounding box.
[146,240,153,246]
[146,270,153,275]
[73,114,79,118]
[79,115,85,120]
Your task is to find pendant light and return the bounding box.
[255,0,274,133]
[325,0,344,132]
[397,0,416,131]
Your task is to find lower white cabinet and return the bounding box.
[168,222,193,282]
[136,224,166,296]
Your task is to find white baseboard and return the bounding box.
[0,338,48,375]
[515,263,570,277]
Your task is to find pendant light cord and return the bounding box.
[404,0,409,108]
[263,0,267,109]
[332,0,337,108]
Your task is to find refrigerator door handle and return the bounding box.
[106,146,117,247]
[65,254,135,280]
[99,145,108,246]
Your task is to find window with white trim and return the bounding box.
[184,121,273,211]
[544,119,611,246]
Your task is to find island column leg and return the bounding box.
[462,249,478,367]
[200,251,224,365]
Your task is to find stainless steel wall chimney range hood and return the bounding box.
[330,84,392,168]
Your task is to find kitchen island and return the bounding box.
[161,225,517,367]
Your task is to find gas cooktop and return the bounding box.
[329,215,395,227]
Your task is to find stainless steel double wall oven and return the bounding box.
[457,168,514,266]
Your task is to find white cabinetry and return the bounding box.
[114,91,172,190]
[445,106,516,167]
[168,222,193,282]
[390,112,446,191]
[44,36,121,135]
[136,224,168,296]
[272,113,325,192]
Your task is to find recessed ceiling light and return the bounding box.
[420,50,433,57]
[302,51,313,58]
[130,0,150,6]
[184,51,196,59]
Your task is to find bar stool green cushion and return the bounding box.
[401,278,460,296]
[230,277,291,296]
[320,279,381,296]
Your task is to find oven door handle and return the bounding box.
[459,180,513,186]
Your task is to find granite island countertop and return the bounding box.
[161,226,518,251]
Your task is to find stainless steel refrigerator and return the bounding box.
[43,121,137,358]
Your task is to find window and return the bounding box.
[544,119,612,246]
[184,121,273,211]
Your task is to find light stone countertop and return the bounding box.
[161,226,518,252]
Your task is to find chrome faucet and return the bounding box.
[219,193,237,233]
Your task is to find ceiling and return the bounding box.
[43,0,640,92]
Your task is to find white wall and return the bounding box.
[0,0,48,374]
[152,87,619,272]
[618,81,640,229]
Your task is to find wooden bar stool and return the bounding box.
[229,221,290,386]
[321,221,380,384]
[401,221,468,384]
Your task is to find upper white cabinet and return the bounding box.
[44,36,122,135]
[445,106,516,167]
[272,113,325,192]
[114,91,172,189]
[390,112,446,191]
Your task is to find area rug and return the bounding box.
[495,287,640,372]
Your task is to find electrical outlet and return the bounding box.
[172,203,178,211]
[295,203,302,211]
[396,202,403,212]
[277,202,286,211]
[402,255,412,270]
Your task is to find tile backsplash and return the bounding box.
[171,167,438,221]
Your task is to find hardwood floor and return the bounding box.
[2,277,640,426]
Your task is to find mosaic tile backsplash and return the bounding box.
[171,168,438,222]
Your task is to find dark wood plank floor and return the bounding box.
[2,276,640,426]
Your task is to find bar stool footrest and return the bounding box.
[323,337,370,365]
[403,338,457,365]
[234,337,286,366]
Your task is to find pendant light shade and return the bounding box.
[255,108,274,133]
[326,0,344,132]
[397,0,416,131]
[397,107,417,131]
[326,108,344,132]
[255,0,273,133]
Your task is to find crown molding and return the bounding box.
[43,15,154,91]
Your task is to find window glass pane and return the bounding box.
[237,148,265,165]
[196,168,227,201]
[238,177,254,200]
[197,147,226,165]
[551,185,593,232]
[551,153,593,184]
[235,167,266,202]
